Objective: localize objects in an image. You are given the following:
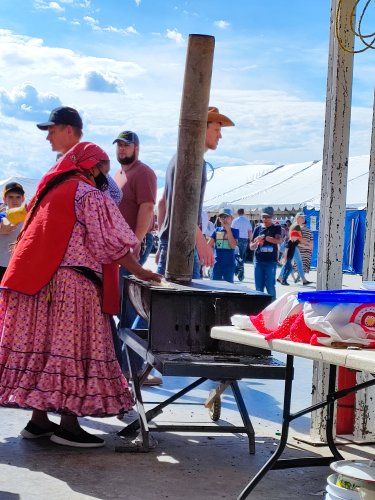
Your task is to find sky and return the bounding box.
[0,0,374,186]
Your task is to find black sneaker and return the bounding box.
[21,420,60,439]
[50,427,105,448]
[303,280,313,286]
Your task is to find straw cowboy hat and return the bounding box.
[207,107,234,127]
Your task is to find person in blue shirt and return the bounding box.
[208,208,239,283]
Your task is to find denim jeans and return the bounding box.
[139,232,154,266]
[157,239,201,279]
[279,257,293,282]
[118,267,145,375]
[211,261,235,283]
[254,259,277,301]
[237,238,249,261]
[292,246,305,281]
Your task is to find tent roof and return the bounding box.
[203,155,370,212]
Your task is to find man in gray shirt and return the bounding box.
[157,107,234,277]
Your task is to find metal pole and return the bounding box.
[310,0,355,443]
[166,34,215,282]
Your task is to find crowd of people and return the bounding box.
[0,103,314,451]
[0,104,237,450]
[202,206,314,299]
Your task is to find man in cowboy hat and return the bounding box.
[157,106,234,277]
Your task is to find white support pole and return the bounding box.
[310,0,355,442]
[353,88,375,442]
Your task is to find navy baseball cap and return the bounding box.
[113,131,139,145]
[261,206,275,217]
[37,106,83,130]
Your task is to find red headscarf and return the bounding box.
[33,141,110,203]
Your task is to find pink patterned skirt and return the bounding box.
[0,267,134,416]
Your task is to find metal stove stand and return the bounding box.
[117,328,287,453]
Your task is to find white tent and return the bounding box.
[203,154,370,212]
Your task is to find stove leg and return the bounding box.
[125,342,151,451]
[231,380,255,455]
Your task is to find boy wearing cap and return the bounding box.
[208,208,239,283]
[249,206,282,301]
[277,226,302,285]
[0,182,25,281]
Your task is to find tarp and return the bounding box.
[304,208,366,274]
[203,155,370,212]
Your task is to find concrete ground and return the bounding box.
[0,259,373,500]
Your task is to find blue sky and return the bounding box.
[0,0,374,186]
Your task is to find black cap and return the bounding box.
[37,106,83,130]
[4,182,25,197]
[112,131,139,145]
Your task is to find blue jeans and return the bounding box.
[254,259,277,301]
[139,232,154,266]
[211,261,235,283]
[118,267,145,375]
[157,239,201,279]
[293,247,305,281]
[237,238,249,261]
[279,257,293,282]
[279,240,286,261]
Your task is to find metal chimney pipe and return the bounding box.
[165,34,215,283]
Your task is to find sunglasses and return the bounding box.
[261,215,272,219]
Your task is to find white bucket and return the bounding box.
[326,474,360,500]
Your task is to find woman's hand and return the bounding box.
[116,251,162,284]
[134,267,162,284]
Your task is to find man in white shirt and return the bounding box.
[231,208,252,264]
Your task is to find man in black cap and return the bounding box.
[37,106,122,202]
[112,130,160,386]
[249,206,282,301]
[37,106,83,155]
[0,182,26,281]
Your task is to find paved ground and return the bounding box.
[0,258,373,500]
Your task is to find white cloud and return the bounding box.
[0,25,373,184]
[83,15,98,27]
[0,83,62,121]
[34,1,65,12]
[214,20,230,29]
[166,29,185,45]
[80,70,124,93]
[135,0,141,5]
[83,16,138,35]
